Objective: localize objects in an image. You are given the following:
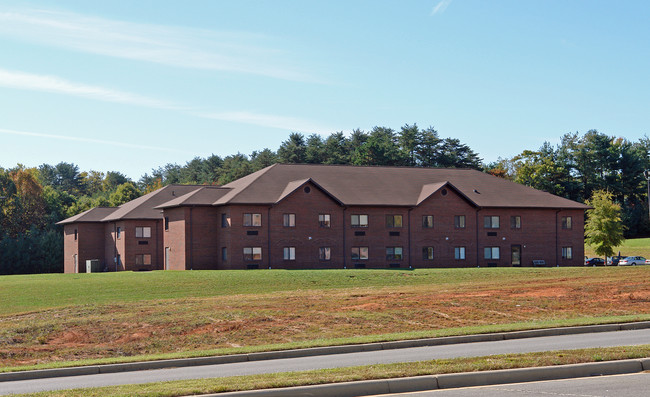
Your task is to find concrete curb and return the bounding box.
[1,320,649,382]
[204,359,649,397]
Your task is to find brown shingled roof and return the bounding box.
[155,186,232,209]
[56,207,118,225]
[101,184,203,221]
[215,164,588,209]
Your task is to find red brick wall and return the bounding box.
[187,207,219,270]
[411,187,477,268]
[163,207,187,270]
[220,204,271,269]
[63,223,106,273]
[269,182,344,269]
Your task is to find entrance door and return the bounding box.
[73,254,78,273]
[511,245,522,266]
[165,247,170,270]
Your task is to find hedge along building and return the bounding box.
[58,164,589,273]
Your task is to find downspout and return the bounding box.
[114,222,117,272]
[267,206,271,269]
[407,207,413,269]
[476,209,481,267]
[342,206,347,269]
[189,207,193,270]
[555,209,561,267]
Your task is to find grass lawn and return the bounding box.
[1,266,649,372]
[585,237,650,259]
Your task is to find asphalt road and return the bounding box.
[1,329,649,395]
[373,372,650,397]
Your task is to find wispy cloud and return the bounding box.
[0,68,331,134]
[0,127,189,153]
[0,68,180,109]
[0,6,315,82]
[195,111,332,135]
[431,0,452,16]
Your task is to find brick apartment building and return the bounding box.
[58,164,588,272]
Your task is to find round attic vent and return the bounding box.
[441,188,448,196]
[304,186,311,193]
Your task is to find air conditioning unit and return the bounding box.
[86,259,101,273]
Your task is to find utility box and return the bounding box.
[86,259,101,273]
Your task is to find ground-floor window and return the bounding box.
[283,246,296,260]
[455,247,466,260]
[562,246,573,259]
[244,247,262,261]
[484,247,500,259]
[422,246,434,260]
[386,247,403,260]
[222,247,227,261]
[135,254,152,266]
[351,246,369,260]
[319,247,331,260]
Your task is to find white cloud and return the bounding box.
[0,7,315,82]
[0,68,179,109]
[0,68,332,134]
[196,111,332,135]
[431,0,452,16]
[0,127,188,153]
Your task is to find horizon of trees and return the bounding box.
[1,124,649,274]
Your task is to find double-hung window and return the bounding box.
[319,214,331,228]
[386,247,403,260]
[283,247,296,260]
[351,246,369,260]
[385,215,403,228]
[562,246,573,259]
[422,246,434,260]
[351,214,368,228]
[243,247,262,261]
[135,226,151,238]
[422,215,434,228]
[243,213,262,227]
[283,213,296,227]
[455,247,466,260]
[561,216,572,229]
[484,247,500,259]
[319,247,331,260]
[484,216,500,229]
[511,216,521,229]
[454,215,466,229]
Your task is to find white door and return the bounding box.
[165,247,170,270]
[73,254,78,273]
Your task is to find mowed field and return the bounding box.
[585,237,650,258]
[1,266,649,372]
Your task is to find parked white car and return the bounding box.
[618,256,646,266]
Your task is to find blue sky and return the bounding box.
[1,0,649,179]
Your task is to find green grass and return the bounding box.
[0,267,601,316]
[585,237,650,258]
[18,345,650,397]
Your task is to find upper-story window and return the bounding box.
[422,215,434,228]
[135,226,151,238]
[221,213,231,228]
[319,214,331,228]
[561,216,572,230]
[243,213,262,227]
[283,213,296,227]
[484,216,500,229]
[74,229,78,240]
[351,214,368,228]
[164,217,169,231]
[511,216,521,229]
[454,215,466,229]
[386,215,403,228]
[116,227,121,239]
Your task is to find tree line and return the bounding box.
[1,125,649,274]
